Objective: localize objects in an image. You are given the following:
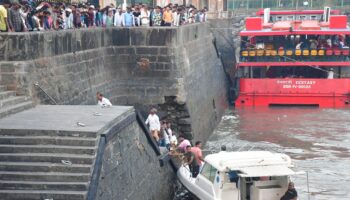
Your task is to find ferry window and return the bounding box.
[201,163,217,183]
[299,15,307,20]
[311,16,317,20]
[287,16,294,21]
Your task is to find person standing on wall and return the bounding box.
[184,145,200,178]
[162,6,173,26]
[0,0,11,32]
[145,108,161,143]
[122,7,135,27]
[191,141,204,170]
[7,0,25,32]
[140,5,150,27]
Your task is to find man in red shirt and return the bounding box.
[191,141,204,169]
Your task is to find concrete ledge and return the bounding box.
[0,105,134,133]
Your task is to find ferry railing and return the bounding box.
[240,48,350,62]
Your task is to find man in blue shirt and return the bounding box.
[122,7,134,27]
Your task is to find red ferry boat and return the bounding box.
[234,8,350,107]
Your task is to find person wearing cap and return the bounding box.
[64,8,73,29]
[0,0,11,32]
[327,68,334,79]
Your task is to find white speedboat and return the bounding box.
[177,151,303,200]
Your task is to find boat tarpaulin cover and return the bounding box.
[238,165,302,177]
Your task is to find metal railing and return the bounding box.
[33,82,58,105]
[226,0,350,12]
[240,48,350,62]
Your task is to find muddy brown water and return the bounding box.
[203,107,350,200]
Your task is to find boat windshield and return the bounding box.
[200,163,217,183]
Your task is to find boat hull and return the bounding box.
[177,166,216,200]
[235,78,350,107]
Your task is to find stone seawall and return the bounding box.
[0,23,227,142]
[208,16,248,102]
[95,109,175,200]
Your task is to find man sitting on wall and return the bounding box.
[96,92,112,107]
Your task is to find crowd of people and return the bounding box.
[144,107,203,178]
[0,0,208,32]
[244,34,350,51]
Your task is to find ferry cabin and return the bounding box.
[235,8,350,107]
[177,151,301,200]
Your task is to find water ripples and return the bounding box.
[204,108,350,200]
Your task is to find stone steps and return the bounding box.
[0,129,97,199]
[0,84,33,119]
[0,144,96,155]
[0,136,97,146]
[0,85,7,92]
[0,91,17,101]
[0,162,92,173]
[0,171,90,182]
[0,153,94,164]
[0,85,101,199]
[0,101,33,119]
[0,189,87,200]
[0,96,28,109]
[0,180,88,191]
[0,129,97,138]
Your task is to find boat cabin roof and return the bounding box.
[241,9,350,36]
[204,151,300,177]
[255,9,340,16]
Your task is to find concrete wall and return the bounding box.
[208,16,248,103]
[0,23,227,142]
[96,112,174,200]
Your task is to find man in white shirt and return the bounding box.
[145,108,160,142]
[114,8,123,27]
[96,92,112,107]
